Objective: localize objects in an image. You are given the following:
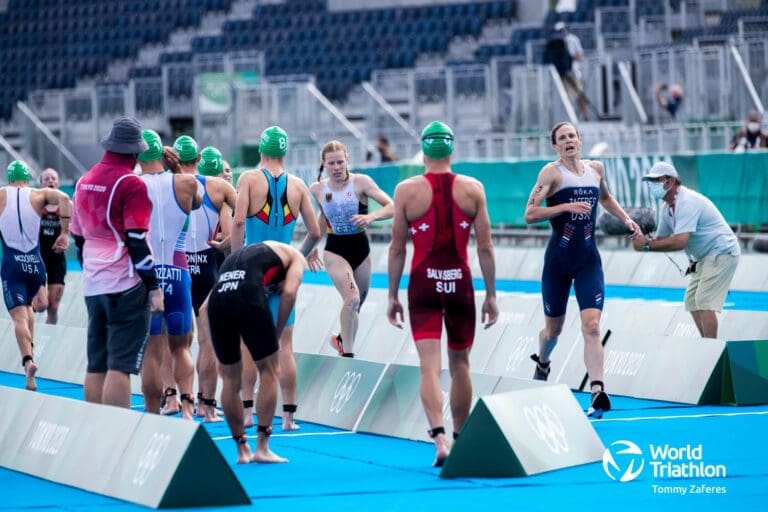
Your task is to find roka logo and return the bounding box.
[603,440,645,482]
[133,433,171,486]
[329,371,361,414]
[523,404,569,454]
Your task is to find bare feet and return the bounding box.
[24,361,38,391]
[432,434,451,467]
[181,400,194,420]
[252,448,288,463]
[243,407,254,428]
[236,442,253,464]
[161,396,180,415]
[282,413,300,431]
[203,406,223,423]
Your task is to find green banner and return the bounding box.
[358,151,768,227]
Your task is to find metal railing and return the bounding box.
[16,102,87,181]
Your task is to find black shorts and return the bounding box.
[208,277,279,365]
[187,249,219,316]
[85,282,150,374]
[325,232,370,270]
[41,249,67,285]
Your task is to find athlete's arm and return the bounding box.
[306,210,326,272]
[352,175,394,227]
[594,161,640,238]
[387,182,410,328]
[472,181,498,329]
[274,251,306,338]
[297,181,322,257]
[231,173,252,251]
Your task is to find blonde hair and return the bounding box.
[317,140,349,181]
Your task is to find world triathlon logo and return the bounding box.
[603,440,645,482]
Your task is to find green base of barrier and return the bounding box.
[440,384,604,478]
[721,340,768,405]
[0,387,250,509]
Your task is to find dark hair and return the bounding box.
[550,122,579,145]
[317,140,349,182]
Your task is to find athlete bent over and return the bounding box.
[201,241,306,464]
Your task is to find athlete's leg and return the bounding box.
[350,255,372,344]
[252,351,288,463]
[195,309,221,422]
[325,251,360,355]
[140,333,164,413]
[240,342,257,427]
[10,305,36,391]
[168,331,195,420]
[415,339,450,466]
[580,308,604,389]
[218,360,252,464]
[447,346,472,434]
[277,325,299,430]
[46,283,64,325]
[159,334,180,415]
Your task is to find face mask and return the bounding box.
[747,122,761,133]
[648,181,667,199]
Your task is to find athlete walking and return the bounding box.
[388,122,498,466]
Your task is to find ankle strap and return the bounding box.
[283,404,297,413]
[428,427,445,438]
[257,425,273,436]
[164,387,177,397]
[233,433,248,444]
[590,380,605,391]
[243,399,254,409]
[21,355,33,367]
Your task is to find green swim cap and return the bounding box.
[138,129,163,162]
[173,135,199,162]
[421,121,454,159]
[7,160,30,183]
[259,126,288,158]
[198,146,224,176]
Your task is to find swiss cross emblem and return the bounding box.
[419,223,430,231]
[459,220,470,229]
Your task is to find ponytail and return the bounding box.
[317,163,324,182]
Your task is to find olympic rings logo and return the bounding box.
[523,404,569,454]
[329,371,361,414]
[506,335,535,372]
[132,433,171,487]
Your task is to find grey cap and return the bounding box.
[100,116,148,154]
[642,161,679,180]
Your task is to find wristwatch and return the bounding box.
[642,240,651,252]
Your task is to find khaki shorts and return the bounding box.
[685,254,739,312]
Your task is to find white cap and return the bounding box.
[642,161,678,180]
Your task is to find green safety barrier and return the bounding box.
[720,340,768,405]
[440,384,604,478]
[359,152,768,226]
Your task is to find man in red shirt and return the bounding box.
[388,121,498,466]
[71,116,164,408]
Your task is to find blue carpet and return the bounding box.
[2,373,766,511]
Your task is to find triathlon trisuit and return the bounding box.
[541,160,604,317]
[39,203,67,285]
[406,173,475,350]
[141,172,193,336]
[186,176,220,316]
[0,186,45,311]
[244,168,297,326]
[321,176,370,270]
[208,243,286,364]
